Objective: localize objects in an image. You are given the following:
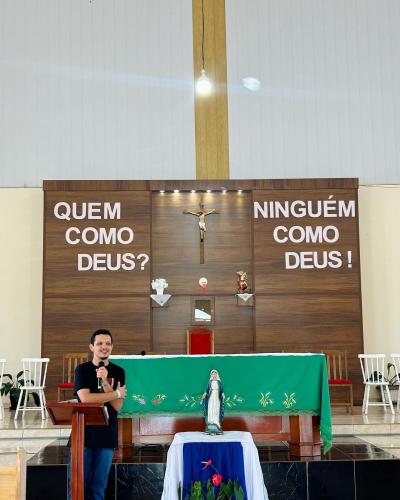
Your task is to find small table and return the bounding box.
[161,431,268,500]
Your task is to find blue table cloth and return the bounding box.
[183,441,247,499]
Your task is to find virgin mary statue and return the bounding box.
[201,369,225,434]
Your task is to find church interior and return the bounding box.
[1,2,400,500]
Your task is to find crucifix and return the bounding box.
[183,201,219,264]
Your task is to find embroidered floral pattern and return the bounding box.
[179,394,202,407]
[259,392,274,407]
[131,394,146,405]
[224,394,244,408]
[283,392,296,408]
[151,394,166,406]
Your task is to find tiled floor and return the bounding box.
[1,406,399,500]
[0,409,70,465]
[2,407,400,466]
[23,435,400,500]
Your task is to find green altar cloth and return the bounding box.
[110,353,332,452]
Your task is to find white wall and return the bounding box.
[0,189,43,403]
[226,0,400,184]
[1,186,398,401]
[0,1,196,186]
[359,185,400,356]
[3,1,400,186]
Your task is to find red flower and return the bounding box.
[201,459,212,470]
[212,474,222,486]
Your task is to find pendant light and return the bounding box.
[196,0,212,95]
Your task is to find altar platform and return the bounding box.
[1,407,400,499]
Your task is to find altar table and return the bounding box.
[111,353,332,454]
[161,431,268,500]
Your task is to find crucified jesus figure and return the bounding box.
[183,202,218,242]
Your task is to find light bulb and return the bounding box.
[196,69,212,94]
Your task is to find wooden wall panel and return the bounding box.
[41,179,364,403]
[42,189,151,399]
[152,296,253,354]
[151,192,253,294]
[192,0,229,179]
[44,191,151,296]
[152,297,192,354]
[254,189,360,294]
[213,296,253,353]
[253,187,363,401]
[43,296,150,399]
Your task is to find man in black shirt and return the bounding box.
[69,329,126,500]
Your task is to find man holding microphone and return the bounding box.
[69,328,127,500]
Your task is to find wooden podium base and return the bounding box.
[47,402,108,500]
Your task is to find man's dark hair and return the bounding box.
[90,329,113,345]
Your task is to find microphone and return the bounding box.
[97,361,105,390]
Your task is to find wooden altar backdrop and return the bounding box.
[42,178,363,402]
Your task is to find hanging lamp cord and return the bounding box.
[201,0,205,69]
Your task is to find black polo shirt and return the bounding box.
[74,361,125,449]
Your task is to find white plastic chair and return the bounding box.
[14,358,49,420]
[0,358,5,420]
[390,353,400,412]
[358,354,394,414]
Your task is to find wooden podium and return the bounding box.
[47,402,109,500]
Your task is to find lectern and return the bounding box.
[46,402,109,500]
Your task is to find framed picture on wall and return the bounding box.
[191,296,215,325]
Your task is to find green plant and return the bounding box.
[386,363,399,386]
[182,459,245,500]
[369,363,399,387]
[0,371,40,409]
[370,363,399,403]
[184,479,244,500]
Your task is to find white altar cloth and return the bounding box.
[161,431,268,500]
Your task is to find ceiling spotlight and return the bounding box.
[222,189,227,195]
[173,189,180,193]
[191,189,196,193]
[237,189,243,194]
[242,77,261,92]
[159,190,165,194]
[206,189,212,193]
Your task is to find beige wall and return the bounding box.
[359,185,400,356]
[0,189,43,404]
[1,185,399,405]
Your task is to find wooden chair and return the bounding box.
[323,350,354,414]
[187,327,214,354]
[57,352,88,401]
